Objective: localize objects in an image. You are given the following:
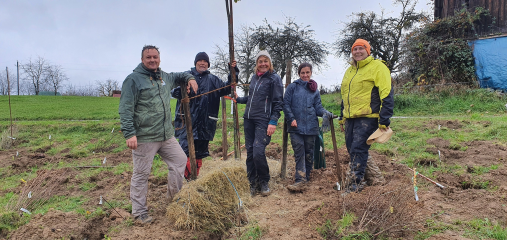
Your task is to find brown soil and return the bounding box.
[2,138,507,239]
[265,142,282,159]
[426,119,463,130]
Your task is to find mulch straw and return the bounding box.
[166,164,251,232]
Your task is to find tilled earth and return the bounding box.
[1,134,507,239]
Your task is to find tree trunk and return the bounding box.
[221,97,228,160]
[280,60,292,179]
[226,0,241,159]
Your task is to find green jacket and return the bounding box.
[340,56,394,128]
[119,63,195,142]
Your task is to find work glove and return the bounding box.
[321,111,332,133]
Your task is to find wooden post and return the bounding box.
[280,60,292,179]
[329,118,343,184]
[225,0,241,159]
[6,67,13,137]
[221,97,228,160]
[180,83,197,180]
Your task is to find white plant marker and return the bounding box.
[103,157,107,164]
[99,196,103,205]
[111,128,115,133]
[438,125,441,130]
[438,150,441,162]
[49,134,51,140]
[20,208,31,214]
[28,191,32,199]
[16,151,19,157]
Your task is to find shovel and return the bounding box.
[329,116,343,190]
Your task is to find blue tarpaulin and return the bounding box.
[469,35,507,91]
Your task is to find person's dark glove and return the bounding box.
[321,112,331,133]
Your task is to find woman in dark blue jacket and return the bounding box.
[283,63,333,191]
[236,50,284,197]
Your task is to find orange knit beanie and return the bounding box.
[351,39,371,55]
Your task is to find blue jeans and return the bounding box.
[244,118,271,185]
[344,118,378,186]
[290,133,316,183]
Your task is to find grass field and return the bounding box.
[1,89,506,160]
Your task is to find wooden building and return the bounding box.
[434,0,506,31]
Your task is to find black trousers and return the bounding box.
[345,117,378,186]
[178,134,210,159]
[244,118,271,185]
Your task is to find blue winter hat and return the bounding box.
[194,52,210,67]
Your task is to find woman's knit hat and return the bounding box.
[351,39,371,55]
[255,50,272,62]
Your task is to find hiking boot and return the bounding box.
[341,184,357,197]
[260,182,270,196]
[341,182,365,197]
[250,185,257,197]
[287,181,305,192]
[250,182,260,197]
[135,213,153,224]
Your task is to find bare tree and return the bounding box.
[64,84,98,96]
[18,80,33,95]
[44,65,68,95]
[96,79,120,97]
[20,56,51,95]
[251,17,330,80]
[333,0,427,72]
[0,71,15,95]
[211,25,258,96]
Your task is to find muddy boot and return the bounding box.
[250,185,257,197]
[287,181,305,192]
[260,181,270,196]
[135,213,153,224]
[250,182,259,197]
[341,182,365,197]
[364,155,386,186]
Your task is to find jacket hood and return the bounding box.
[133,63,161,76]
[256,70,275,78]
[191,67,210,76]
[348,56,374,69]
[294,79,308,85]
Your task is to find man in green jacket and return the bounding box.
[119,45,198,224]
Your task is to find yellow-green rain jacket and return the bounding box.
[339,56,394,128]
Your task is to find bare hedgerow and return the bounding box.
[341,178,425,238]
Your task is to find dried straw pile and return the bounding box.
[166,165,250,232]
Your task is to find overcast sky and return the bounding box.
[0,0,432,91]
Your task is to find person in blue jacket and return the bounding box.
[236,50,284,196]
[171,52,238,179]
[283,62,334,191]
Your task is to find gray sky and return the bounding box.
[0,0,432,91]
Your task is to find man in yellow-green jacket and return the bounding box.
[338,39,394,193]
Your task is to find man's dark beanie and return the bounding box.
[194,52,210,67]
